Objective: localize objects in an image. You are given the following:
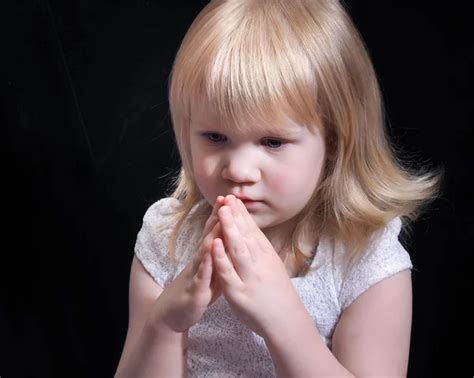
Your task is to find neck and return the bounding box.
[262,221,294,254]
[263,219,319,278]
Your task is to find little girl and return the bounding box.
[115,0,441,376]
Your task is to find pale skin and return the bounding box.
[213,195,412,376]
[115,107,412,376]
[115,196,225,376]
[115,194,412,377]
[189,104,327,254]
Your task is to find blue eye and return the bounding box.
[263,138,283,149]
[205,133,227,143]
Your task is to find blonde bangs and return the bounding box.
[170,0,322,134]
[165,0,443,274]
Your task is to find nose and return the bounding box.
[221,147,261,184]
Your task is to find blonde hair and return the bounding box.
[165,0,443,274]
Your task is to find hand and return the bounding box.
[211,195,308,338]
[148,196,225,333]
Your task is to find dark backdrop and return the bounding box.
[2,1,471,377]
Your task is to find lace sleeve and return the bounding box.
[134,197,181,287]
[336,217,413,311]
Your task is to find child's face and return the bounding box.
[189,105,326,238]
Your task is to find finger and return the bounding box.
[224,197,263,253]
[202,195,225,236]
[204,222,223,247]
[228,197,254,235]
[227,197,273,256]
[218,205,248,255]
[223,195,256,236]
[194,250,212,282]
[192,222,222,274]
[197,196,224,255]
[218,205,253,277]
[211,238,243,289]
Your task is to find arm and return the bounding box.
[211,195,352,376]
[264,269,412,377]
[264,303,354,377]
[331,269,412,376]
[115,196,225,377]
[212,196,412,376]
[115,256,187,377]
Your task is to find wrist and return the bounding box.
[144,317,189,349]
[262,305,314,347]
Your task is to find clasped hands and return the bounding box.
[151,194,306,339]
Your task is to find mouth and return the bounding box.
[241,199,256,204]
[233,196,261,206]
[234,195,254,202]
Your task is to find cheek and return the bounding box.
[192,154,220,196]
[191,143,212,176]
[270,170,302,196]
[193,158,213,182]
[269,163,322,198]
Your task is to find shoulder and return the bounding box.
[134,197,208,287]
[136,197,183,249]
[328,218,413,375]
[333,217,413,311]
[141,197,182,225]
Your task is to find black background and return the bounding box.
[2,1,472,377]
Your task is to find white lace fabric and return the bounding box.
[135,198,413,377]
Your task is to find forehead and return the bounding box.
[190,100,309,136]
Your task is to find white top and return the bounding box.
[135,197,413,377]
